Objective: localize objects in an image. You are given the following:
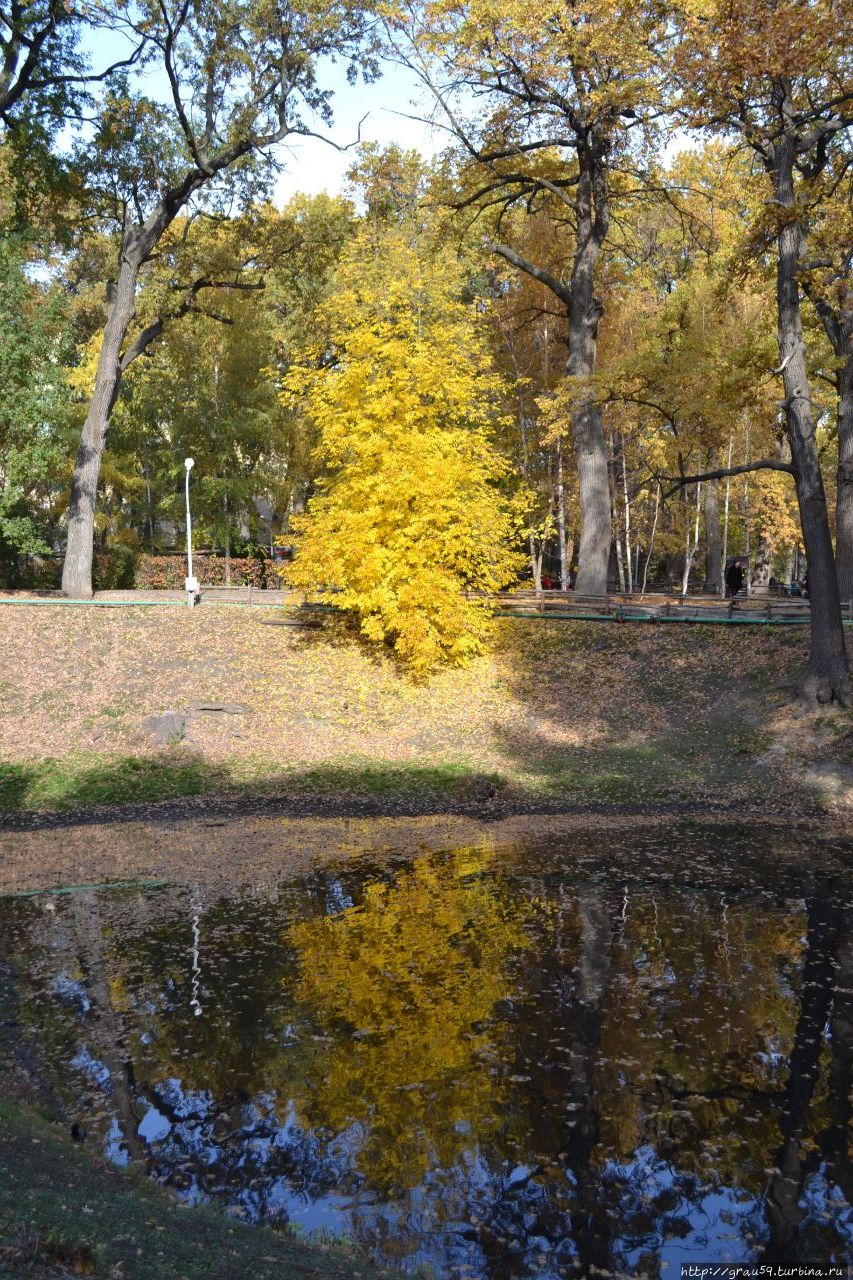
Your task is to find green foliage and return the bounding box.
[0,236,71,567]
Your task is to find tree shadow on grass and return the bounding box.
[0,753,512,831]
[0,755,234,814]
[0,622,830,830]
[484,620,816,808]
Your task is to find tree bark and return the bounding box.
[568,170,607,593]
[568,147,610,596]
[836,346,853,603]
[529,533,543,591]
[681,482,701,595]
[640,482,661,596]
[802,278,853,603]
[721,434,733,596]
[742,420,752,592]
[555,439,569,590]
[518,409,543,589]
[770,120,849,705]
[703,450,722,593]
[492,141,611,595]
[224,494,231,586]
[62,222,142,598]
[753,534,772,593]
[621,433,633,592]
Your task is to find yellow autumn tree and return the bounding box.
[282,217,522,676]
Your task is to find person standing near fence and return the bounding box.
[726,561,745,598]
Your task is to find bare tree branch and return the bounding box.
[492,243,573,305]
[662,457,796,499]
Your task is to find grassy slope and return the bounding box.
[0,1097,382,1280]
[1,605,850,813]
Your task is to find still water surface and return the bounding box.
[1,823,851,1277]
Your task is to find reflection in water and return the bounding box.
[1,825,851,1277]
[189,887,203,1019]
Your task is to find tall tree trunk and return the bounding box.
[609,432,625,593]
[568,144,610,596]
[62,228,141,598]
[556,439,569,590]
[60,162,213,598]
[721,433,733,596]
[529,532,543,591]
[224,494,232,586]
[803,279,853,603]
[144,471,155,549]
[621,433,633,593]
[743,420,752,592]
[640,482,661,597]
[753,534,772,593]
[703,449,722,593]
[770,121,849,705]
[833,330,853,603]
[518,408,543,589]
[615,527,626,593]
[784,546,795,587]
[681,482,701,595]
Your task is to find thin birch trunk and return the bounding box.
[556,439,569,590]
[641,483,661,597]
[615,526,626,594]
[681,482,702,595]
[721,433,733,596]
[703,447,722,593]
[622,437,633,592]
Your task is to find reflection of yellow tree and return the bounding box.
[289,851,528,1192]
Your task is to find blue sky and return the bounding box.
[274,59,444,202]
[79,26,443,204]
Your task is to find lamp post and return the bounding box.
[184,457,199,609]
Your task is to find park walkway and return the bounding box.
[0,585,822,623]
[491,589,818,625]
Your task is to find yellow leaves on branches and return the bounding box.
[283,219,523,676]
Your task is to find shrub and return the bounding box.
[135,553,270,589]
[92,545,138,590]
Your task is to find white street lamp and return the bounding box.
[184,457,199,609]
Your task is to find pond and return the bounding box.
[1,822,851,1277]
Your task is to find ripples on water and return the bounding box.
[1,823,851,1277]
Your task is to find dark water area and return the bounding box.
[1,822,851,1278]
